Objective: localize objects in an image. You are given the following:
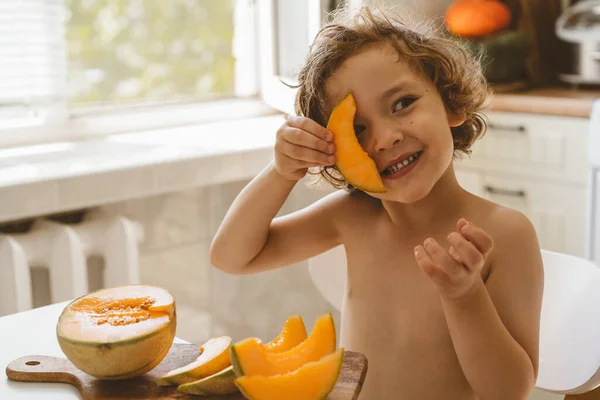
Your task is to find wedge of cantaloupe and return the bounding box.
[158,312,342,399]
[230,313,336,377]
[157,336,233,386]
[263,314,308,353]
[235,349,345,400]
[230,313,343,400]
[157,314,309,395]
[327,91,387,193]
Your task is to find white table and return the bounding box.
[0,301,186,399]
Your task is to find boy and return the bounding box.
[210,5,543,399]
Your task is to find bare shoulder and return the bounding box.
[466,197,542,277]
[485,206,540,259]
[473,201,543,290]
[465,195,539,254]
[485,206,540,251]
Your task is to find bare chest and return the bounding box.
[342,236,450,345]
[338,230,478,399]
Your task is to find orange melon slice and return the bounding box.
[157,336,232,386]
[327,92,387,193]
[235,348,345,400]
[230,313,336,377]
[263,315,307,353]
[56,285,177,380]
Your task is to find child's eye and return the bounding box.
[392,97,417,112]
[354,124,366,136]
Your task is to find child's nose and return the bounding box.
[373,129,405,153]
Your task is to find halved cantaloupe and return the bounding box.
[177,365,238,395]
[56,284,176,380]
[157,336,232,386]
[235,348,345,400]
[327,92,387,193]
[230,313,336,377]
[263,315,307,353]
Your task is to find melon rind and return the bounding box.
[177,366,238,395]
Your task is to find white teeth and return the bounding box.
[383,152,421,175]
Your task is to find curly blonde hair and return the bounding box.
[294,4,491,190]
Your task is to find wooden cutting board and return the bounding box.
[5,343,368,400]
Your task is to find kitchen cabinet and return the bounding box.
[455,111,590,257]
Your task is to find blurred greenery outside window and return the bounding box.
[66,0,238,108]
[0,0,321,148]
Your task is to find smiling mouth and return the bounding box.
[381,151,423,177]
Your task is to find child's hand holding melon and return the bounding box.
[273,116,336,181]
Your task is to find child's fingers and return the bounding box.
[414,245,440,280]
[286,116,333,142]
[281,154,329,169]
[456,218,469,232]
[448,245,463,264]
[447,232,483,272]
[283,127,334,155]
[459,221,494,256]
[423,238,465,276]
[279,141,335,166]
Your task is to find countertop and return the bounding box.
[490,86,600,118]
[0,301,187,399]
[0,114,285,224]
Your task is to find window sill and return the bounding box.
[0,97,279,149]
[0,112,286,224]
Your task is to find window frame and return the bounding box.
[0,0,268,149]
[256,0,333,116]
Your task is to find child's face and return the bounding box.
[324,42,465,203]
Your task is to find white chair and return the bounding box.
[308,245,600,399]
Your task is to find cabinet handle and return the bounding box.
[488,122,527,134]
[484,185,526,198]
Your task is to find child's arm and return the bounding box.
[210,116,344,274]
[415,212,543,400]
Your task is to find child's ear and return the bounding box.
[447,111,466,128]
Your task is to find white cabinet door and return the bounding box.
[480,174,587,257]
[462,111,589,185]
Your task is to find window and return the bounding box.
[65,0,237,107]
[257,0,337,115]
[0,0,68,130]
[0,0,340,148]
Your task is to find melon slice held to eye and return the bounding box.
[56,284,177,380]
[327,92,387,193]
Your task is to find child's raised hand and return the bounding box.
[273,116,336,181]
[414,218,494,300]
